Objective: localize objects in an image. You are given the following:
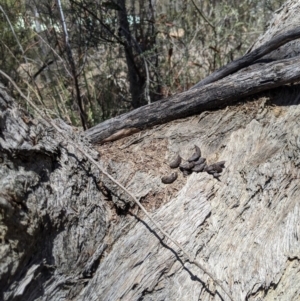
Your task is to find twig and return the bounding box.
[0,5,28,65]
[33,30,72,77]
[55,0,87,130]
[190,0,216,33]
[0,69,234,301]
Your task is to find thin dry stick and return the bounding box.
[55,0,87,130]
[0,5,27,64]
[33,31,72,77]
[190,0,216,33]
[0,69,234,301]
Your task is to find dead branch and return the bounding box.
[85,55,300,144]
[191,26,300,89]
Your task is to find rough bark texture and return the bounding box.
[2,81,300,301]
[0,87,108,300]
[1,1,300,301]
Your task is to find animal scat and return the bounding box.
[205,163,223,174]
[169,154,182,168]
[179,161,195,170]
[211,163,223,173]
[188,145,201,162]
[181,169,192,176]
[213,173,221,180]
[204,165,214,173]
[194,157,206,165]
[215,161,226,168]
[192,163,206,172]
[161,172,178,184]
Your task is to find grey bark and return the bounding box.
[0,85,106,300]
[1,1,300,301]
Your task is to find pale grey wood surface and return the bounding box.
[1,81,300,301]
[246,0,300,58]
[2,1,300,300]
[0,85,108,300]
[80,86,300,301]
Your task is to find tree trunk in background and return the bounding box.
[118,0,147,108]
[1,1,300,300]
[117,0,158,108]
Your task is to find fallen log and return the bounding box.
[85,55,300,144]
[2,2,300,300]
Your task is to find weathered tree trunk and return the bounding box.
[1,1,300,301]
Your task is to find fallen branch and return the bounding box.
[191,26,300,89]
[85,55,300,144]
